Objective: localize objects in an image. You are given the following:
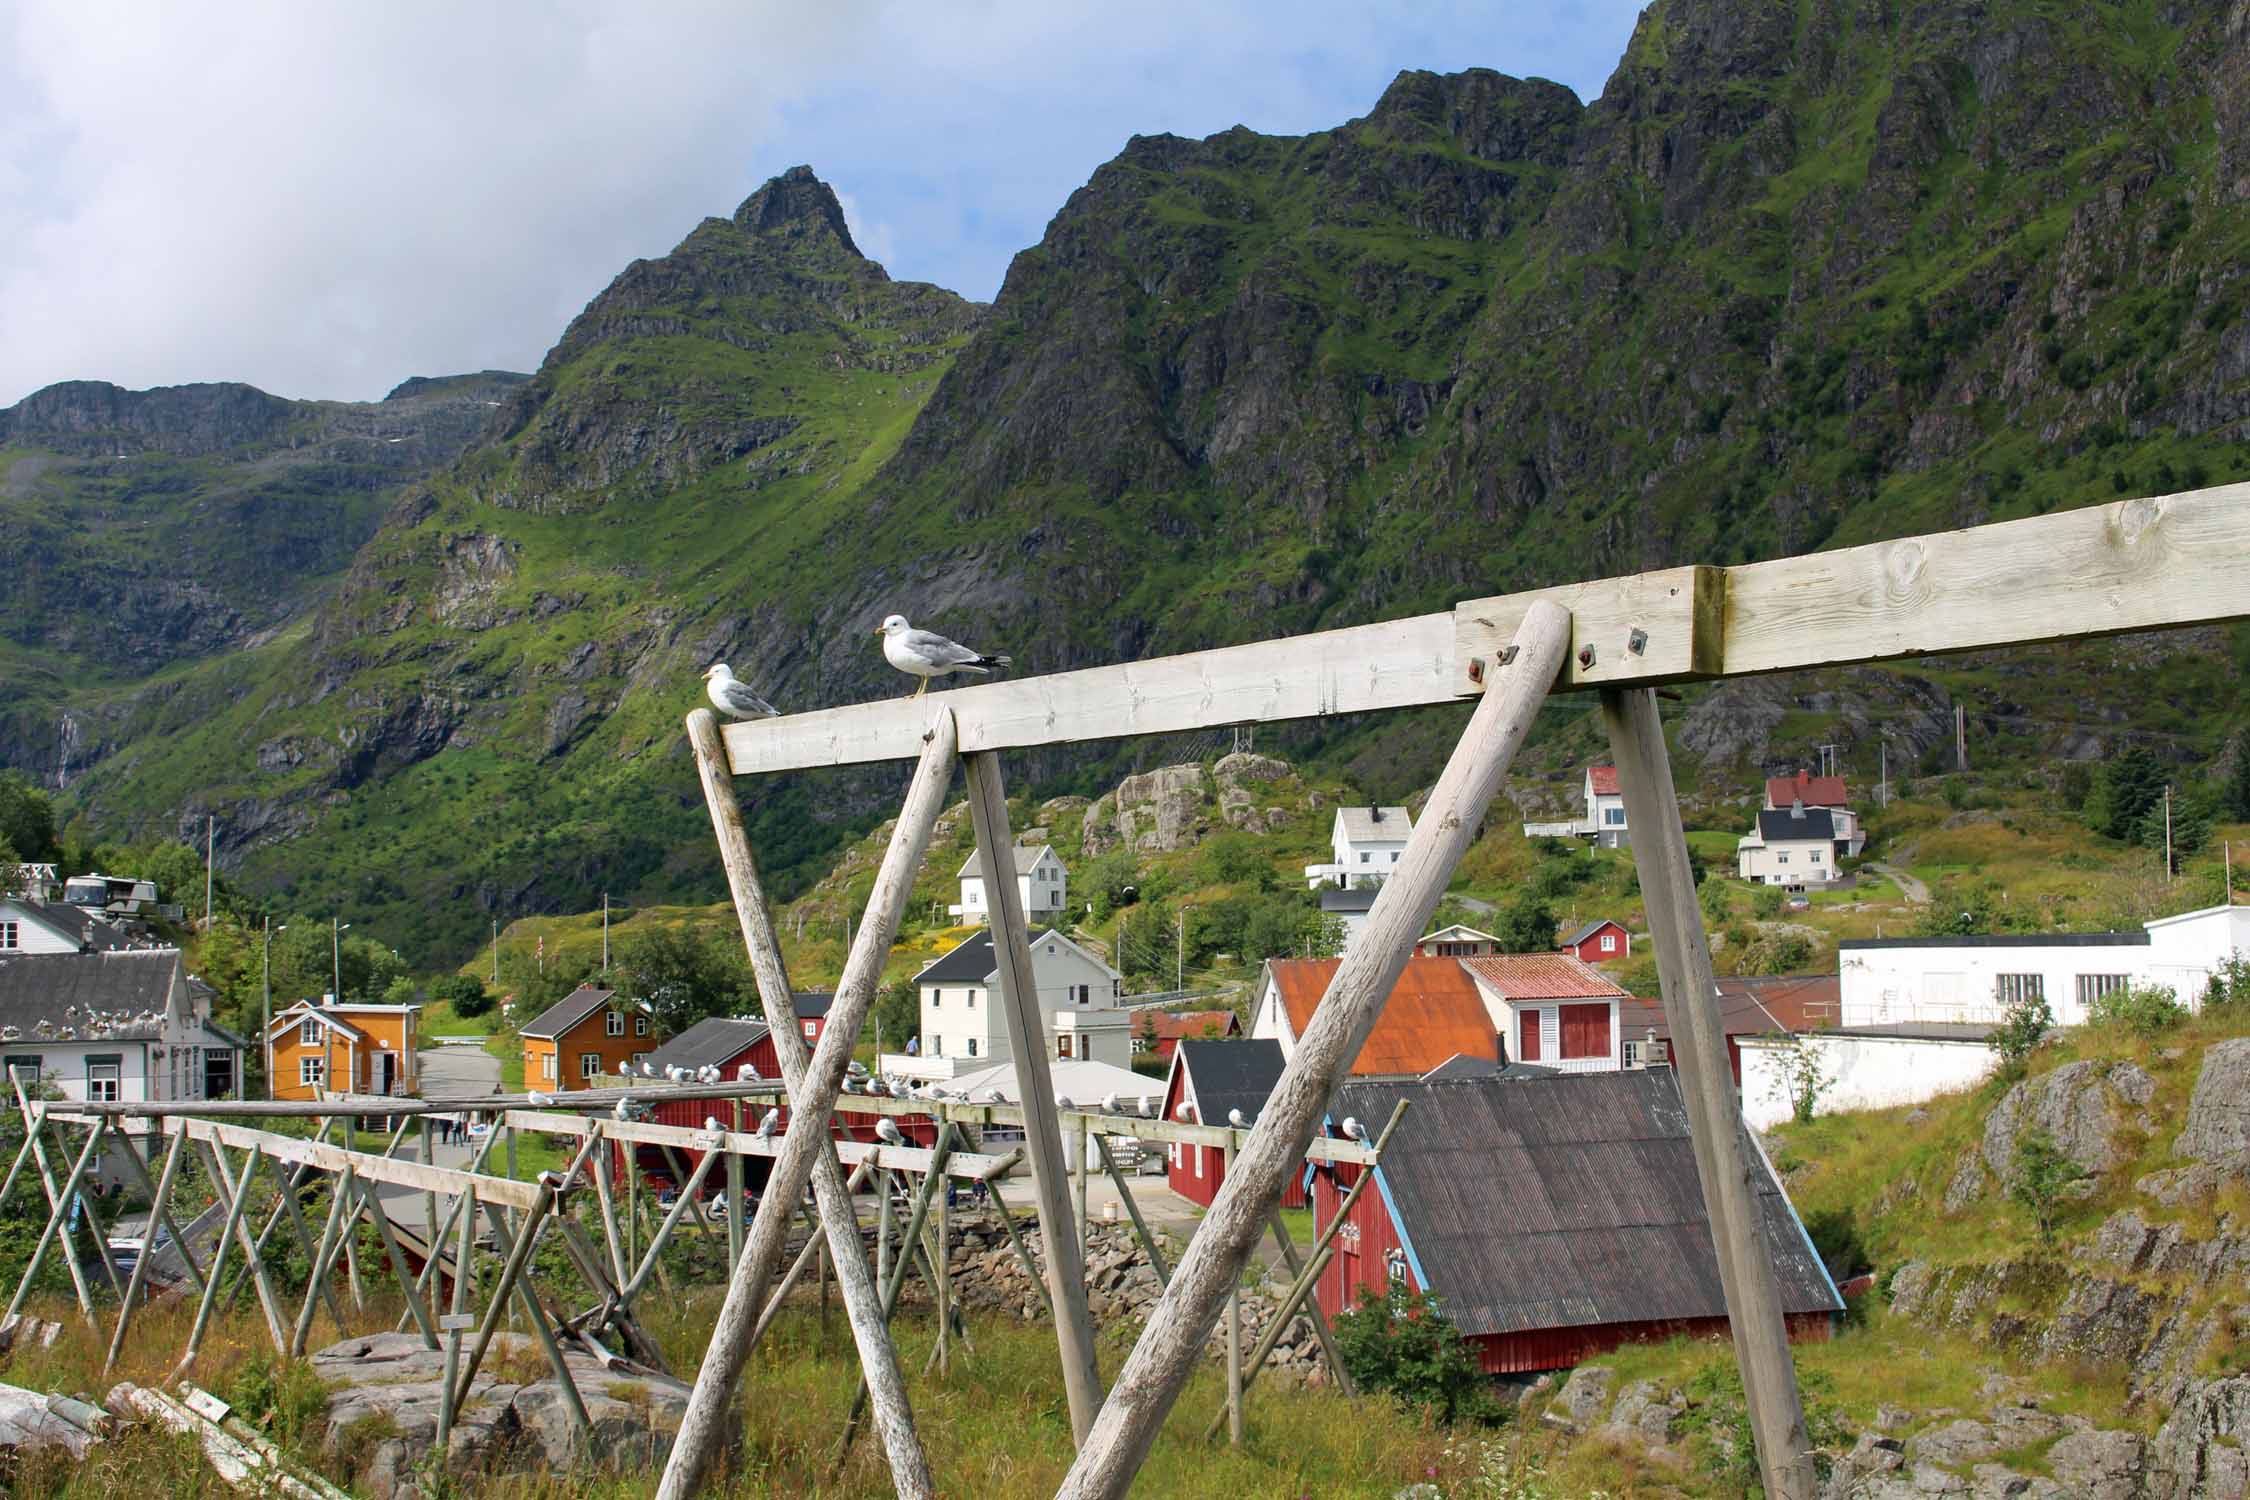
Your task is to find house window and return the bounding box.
[2076,974,2130,1006]
[1056,1035,1071,1059]
[1358,852,1370,863]
[967,989,976,1008]
[931,989,941,1008]
[87,1062,121,1103]
[931,1035,941,1056]
[803,1020,818,1037]
[1776,852,1790,865]
[1604,808,1625,826]
[544,1054,558,1082]
[606,1010,624,1037]
[579,1053,601,1080]
[1994,974,2045,1006]
[1389,851,1400,862]
[634,1015,649,1037]
[1808,848,1822,862]
[0,921,15,950]
[1600,933,1617,953]
[966,1038,977,1057]
[300,1057,326,1088]
[300,1018,321,1045]
[1623,1041,1642,1068]
[3,1056,40,1084]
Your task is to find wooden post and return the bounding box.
[934,1162,950,1376]
[476,1198,593,1450]
[1093,1134,1168,1287]
[657,706,954,1500]
[1223,1140,1242,1447]
[619,1143,721,1304]
[12,1093,98,1325]
[964,749,1105,1446]
[1057,599,1570,1500]
[362,1189,440,1350]
[397,1124,503,1334]
[726,1119,744,1271]
[4,1120,105,1326]
[176,1142,265,1375]
[1261,1208,1351,1397]
[1601,686,1816,1500]
[988,1186,1051,1317]
[104,1126,190,1373]
[264,1148,347,1335]
[750,1159,876,1348]
[437,1176,474,1462]
[289,1168,353,1355]
[875,1169,893,1290]
[1076,1119,1091,1263]
[835,1127,956,1459]
[201,1142,290,1354]
[106,1122,206,1294]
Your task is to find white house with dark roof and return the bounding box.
[0,896,128,955]
[885,927,1126,1080]
[950,845,1068,925]
[1305,806,1414,889]
[1737,804,1840,887]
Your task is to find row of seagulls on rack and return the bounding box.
[701,613,1014,718]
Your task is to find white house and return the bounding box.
[1416,924,1503,958]
[1765,770,1864,857]
[885,927,1127,1080]
[1736,804,1841,887]
[1522,766,1629,847]
[1304,807,1414,889]
[1458,953,1631,1073]
[0,949,242,1181]
[950,845,1068,925]
[0,896,128,955]
[1837,904,2250,1029]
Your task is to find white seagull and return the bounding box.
[1340,1116,1367,1142]
[756,1108,781,1137]
[737,1062,760,1081]
[527,1090,553,1107]
[875,614,1011,697]
[874,1116,905,1145]
[1227,1108,1251,1129]
[703,663,779,719]
[613,1096,637,1122]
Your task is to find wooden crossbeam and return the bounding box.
[168,1118,543,1211]
[828,1094,1383,1165]
[500,1109,1020,1180]
[720,484,2250,772]
[57,1081,786,1120]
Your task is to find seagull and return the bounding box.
[665,1065,686,1083]
[613,1096,637,1122]
[875,1116,905,1145]
[1100,1093,1121,1113]
[1139,1096,1157,1119]
[1174,1104,1194,1122]
[704,1116,721,1132]
[703,663,779,719]
[1055,1096,1075,1112]
[756,1108,780,1137]
[737,1063,760,1081]
[1227,1107,1251,1129]
[1340,1116,1367,1142]
[978,1089,1004,1104]
[875,615,1011,698]
[528,1091,553,1107]
[641,1060,658,1078]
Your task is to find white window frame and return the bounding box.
[299,1056,326,1088]
[606,1010,625,1037]
[0,921,16,951]
[2076,974,2130,1006]
[87,1062,121,1104]
[803,1019,818,1037]
[1604,807,1626,826]
[543,1053,558,1082]
[931,1035,941,1056]
[634,1014,649,1037]
[1600,933,1617,953]
[300,1017,322,1045]
[580,1052,602,1079]
[1995,973,2045,1006]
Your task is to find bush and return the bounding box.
[1764,1037,1833,1125]
[1331,1284,1499,1426]
[2204,951,2250,1009]
[2086,981,2185,1037]
[2008,1128,2089,1244]
[1988,992,2054,1080]
[432,972,495,1018]
[1492,896,1556,954]
[1751,885,1784,919]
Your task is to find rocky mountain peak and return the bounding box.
[731,164,859,255]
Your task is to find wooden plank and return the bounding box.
[1452,564,1722,691]
[826,1093,1382,1165]
[714,484,2250,772]
[62,1080,785,1120]
[172,1118,542,1211]
[1602,687,1816,1499]
[1057,599,1572,1500]
[502,1110,1018,1180]
[722,612,1455,774]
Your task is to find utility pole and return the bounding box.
[331,916,348,1002]
[261,918,284,1102]
[491,917,500,986]
[1176,913,1184,993]
[602,893,610,973]
[2227,840,2234,905]
[1878,740,1889,810]
[1954,705,1969,773]
[203,816,215,931]
[2165,784,2175,881]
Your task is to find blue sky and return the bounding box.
[0,2,1649,406]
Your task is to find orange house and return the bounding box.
[267,999,421,1101]
[519,985,654,1090]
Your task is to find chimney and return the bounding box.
[1791,799,1805,819]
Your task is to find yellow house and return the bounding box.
[267,999,421,1101]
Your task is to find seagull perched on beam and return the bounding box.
[737,1062,760,1081]
[1340,1116,1367,1142]
[703,663,779,719]
[875,615,1011,697]
[756,1108,780,1137]
[1227,1108,1251,1129]
[875,1116,905,1146]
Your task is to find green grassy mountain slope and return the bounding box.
[21,0,2250,961]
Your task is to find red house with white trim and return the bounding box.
[1159,1038,1306,1208]
[1558,918,1630,963]
[1312,1071,1841,1373]
[1459,953,1630,1072]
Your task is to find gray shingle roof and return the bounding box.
[954,845,1056,879]
[0,950,183,1040]
[1756,808,1836,842]
[1320,887,1379,914]
[1335,807,1412,842]
[518,984,617,1040]
[641,1017,771,1073]
[1562,918,1624,947]
[9,901,129,952]
[1175,1039,1284,1127]
[1334,1071,1841,1339]
[914,929,1060,985]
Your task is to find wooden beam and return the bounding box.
[966,749,1105,1447]
[60,1080,785,1120]
[715,484,2250,772]
[170,1118,543,1211]
[1602,687,1816,1499]
[1057,599,1572,1500]
[826,1094,1382,1165]
[501,1109,1018,1179]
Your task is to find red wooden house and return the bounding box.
[793,990,835,1048]
[1459,953,1630,1071]
[1158,1039,1305,1208]
[1312,1071,1841,1374]
[1558,918,1630,963]
[1142,1009,1240,1061]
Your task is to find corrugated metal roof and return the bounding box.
[0,950,181,1039]
[1765,771,1849,808]
[642,1017,770,1072]
[1176,1038,1284,1125]
[517,984,616,1039]
[1148,1010,1237,1042]
[1335,807,1413,842]
[1715,974,1839,1031]
[1268,957,1496,1076]
[1459,953,1625,1001]
[1336,1071,1841,1337]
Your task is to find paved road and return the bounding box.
[421,1041,503,1099]
[1867,860,1930,904]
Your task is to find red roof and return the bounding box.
[1766,770,1848,808]
[1620,974,1837,1042]
[1267,957,1496,1076]
[1147,1010,1239,1043]
[1587,765,1621,795]
[1459,953,1627,1001]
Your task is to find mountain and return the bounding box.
[9,0,2249,958]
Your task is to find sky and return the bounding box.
[0,1,1649,407]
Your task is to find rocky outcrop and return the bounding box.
[2174,1038,2250,1169]
[1080,753,1309,856]
[1947,1060,2156,1204]
[2151,1377,2250,1500]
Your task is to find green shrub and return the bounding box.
[1332,1284,1500,1426]
[223,1351,330,1451]
[2203,951,2250,1009]
[431,972,494,1018]
[1751,885,1784,919]
[2008,1128,2089,1244]
[1988,992,2054,1081]
[2086,982,2184,1037]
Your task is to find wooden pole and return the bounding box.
[289,1168,353,1355]
[263,1148,347,1335]
[750,1159,876,1348]
[1056,599,1570,1500]
[106,1122,206,1294]
[13,1094,98,1325]
[4,1120,105,1326]
[201,1142,290,1354]
[964,749,1105,1446]
[176,1143,265,1375]
[727,1109,744,1270]
[104,1126,190,1374]
[1600,686,1817,1500]
[619,1143,721,1304]
[1224,1139,1242,1448]
[1261,1208,1351,1396]
[987,1185,1052,1317]
[362,1188,439,1350]
[437,1177,474,1461]
[1093,1135,1168,1286]
[836,1127,957,1459]
[476,1198,593,1450]
[657,706,954,1500]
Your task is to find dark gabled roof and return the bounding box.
[1839,932,2147,949]
[1336,1071,1841,1338]
[1176,1039,1285,1126]
[3,900,128,952]
[642,1017,770,1073]
[1756,807,1836,842]
[518,984,617,1039]
[0,950,182,1040]
[1562,918,1626,946]
[1320,887,1379,914]
[1420,1052,1503,1082]
[793,991,834,1018]
[914,928,1059,985]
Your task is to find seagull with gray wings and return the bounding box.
[703,662,779,719]
[875,614,1011,697]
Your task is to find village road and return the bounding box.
[1867,860,1930,903]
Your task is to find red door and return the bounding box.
[1517,1010,1541,1063]
[1559,1003,1609,1060]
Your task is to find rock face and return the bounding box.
[1080,753,1308,856]
[2151,1377,2250,1500]
[2173,1038,2250,1169]
[309,1332,688,1500]
[1956,1060,2157,1199]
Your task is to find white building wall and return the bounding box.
[1843,938,2165,1028]
[0,901,87,955]
[916,933,1121,1073]
[1739,1033,2000,1130]
[1738,837,1839,885]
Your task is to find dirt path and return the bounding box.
[1868,859,1930,904]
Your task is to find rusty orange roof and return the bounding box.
[1587,765,1621,795]
[1460,953,1628,1001]
[1267,957,1497,1076]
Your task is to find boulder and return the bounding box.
[1907,1418,2003,1466]
[1602,1379,1685,1448]
[1981,1061,2157,1185]
[2151,1377,2250,1500]
[1550,1365,1616,1427]
[1969,1464,2064,1499]
[2174,1038,2250,1170]
[2045,1428,2146,1500]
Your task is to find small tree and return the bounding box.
[1697,875,1731,926]
[1765,1037,1833,1125]
[431,972,495,1019]
[2008,1128,2088,1243]
[872,976,919,1052]
[1330,1284,1498,1425]
[2203,950,2250,1010]
[1988,992,2054,1081]
[1493,895,1556,954]
[2086,981,2184,1037]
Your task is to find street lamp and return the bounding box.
[332,917,351,1003]
[262,920,287,1101]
